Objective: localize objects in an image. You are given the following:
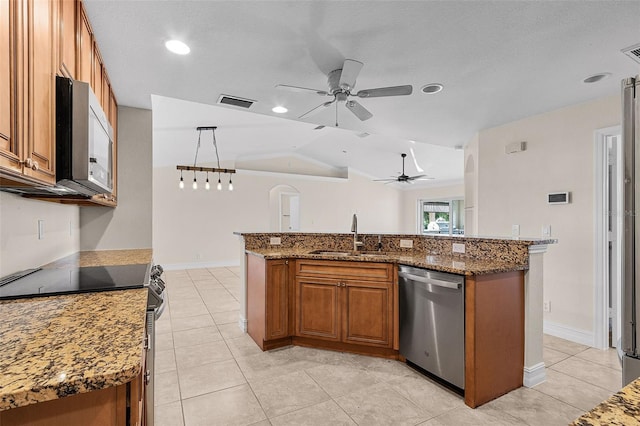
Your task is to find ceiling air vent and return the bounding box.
[622,43,640,65]
[217,94,255,109]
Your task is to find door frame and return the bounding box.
[594,125,622,349]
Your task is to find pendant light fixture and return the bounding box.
[176,126,236,191]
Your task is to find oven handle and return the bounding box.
[398,271,462,290]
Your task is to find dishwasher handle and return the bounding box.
[398,271,462,290]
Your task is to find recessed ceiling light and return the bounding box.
[583,73,611,84]
[165,40,190,55]
[272,106,288,113]
[421,83,444,94]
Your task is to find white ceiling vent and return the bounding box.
[622,43,640,65]
[217,94,255,109]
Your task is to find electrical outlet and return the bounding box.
[542,225,551,238]
[511,224,520,237]
[399,239,413,248]
[37,220,44,240]
[270,237,282,245]
[543,301,551,312]
[452,243,465,254]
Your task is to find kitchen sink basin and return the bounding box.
[308,250,352,256]
[308,250,390,258]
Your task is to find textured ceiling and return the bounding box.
[84,0,640,185]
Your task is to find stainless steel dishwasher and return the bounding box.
[398,265,465,390]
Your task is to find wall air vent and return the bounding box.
[217,94,255,109]
[622,43,640,65]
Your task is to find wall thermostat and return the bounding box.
[548,192,570,204]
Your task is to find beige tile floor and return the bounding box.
[155,267,622,426]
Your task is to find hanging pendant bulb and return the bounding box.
[179,171,184,189]
[205,172,210,190]
[217,174,222,191]
[192,172,197,190]
[228,176,233,191]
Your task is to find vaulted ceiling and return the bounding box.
[84,0,640,185]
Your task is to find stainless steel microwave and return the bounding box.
[56,76,113,196]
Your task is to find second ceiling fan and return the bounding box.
[276,59,412,123]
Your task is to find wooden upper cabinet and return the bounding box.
[77,2,92,84]
[91,42,102,104]
[23,0,56,184]
[0,0,21,174]
[58,0,76,78]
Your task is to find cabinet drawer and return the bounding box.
[295,260,393,282]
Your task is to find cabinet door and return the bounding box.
[0,0,21,174]
[266,259,289,340]
[342,280,393,347]
[23,0,56,184]
[58,0,76,78]
[295,277,341,341]
[92,42,102,104]
[77,3,92,83]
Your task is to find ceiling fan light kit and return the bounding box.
[276,58,413,126]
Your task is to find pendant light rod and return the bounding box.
[176,165,236,174]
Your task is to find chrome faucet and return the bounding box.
[351,214,364,251]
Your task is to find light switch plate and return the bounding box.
[38,220,44,240]
[399,239,413,248]
[511,224,520,237]
[542,225,551,238]
[270,237,282,245]
[452,243,465,254]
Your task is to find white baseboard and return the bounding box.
[163,260,241,271]
[239,317,248,333]
[523,362,546,387]
[543,320,594,347]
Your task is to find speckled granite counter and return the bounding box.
[0,249,152,411]
[246,248,528,275]
[43,248,153,268]
[0,289,148,411]
[572,377,640,425]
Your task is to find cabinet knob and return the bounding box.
[24,158,39,170]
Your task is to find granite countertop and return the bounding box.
[0,289,148,411]
[572,377,640,425]
[245,248,528,276]
[0,249,153,411]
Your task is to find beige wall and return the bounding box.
[399,183,465,234]
[0,192,79,276]
[152,168,404,268]
[470,94,620,339]
[80,107,153,250]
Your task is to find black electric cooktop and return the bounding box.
[0,264,150,300]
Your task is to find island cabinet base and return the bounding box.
[464,270,525,408]
[0,376,141,426]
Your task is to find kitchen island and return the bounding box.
[238,232,555,408]
[0,249,152,425]
[572,377,640,425]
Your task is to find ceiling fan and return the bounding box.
[276,59,412,124]
[375,153,434,184]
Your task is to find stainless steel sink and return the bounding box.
[357,253,389,258]
[308,250,352,256]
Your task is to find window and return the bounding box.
[419,199,464,235]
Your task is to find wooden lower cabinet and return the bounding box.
[464,270,525,408]
[247,255,291,350]
[294,260,396,352]
[0,372,145,426]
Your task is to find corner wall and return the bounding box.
[0,192,79,276]
[80,107,153,250]
[471,94,620,341]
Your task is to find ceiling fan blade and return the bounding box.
[338,59,363,91]
[355,85,413,98]
[409,147,424,173]
[314,125,325,130]
[345,100,373,121]
[412,176,435,181]
[276,84,328,96]
[299,100,335,119]
[373,178,397,182]
[408,174,428,180]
